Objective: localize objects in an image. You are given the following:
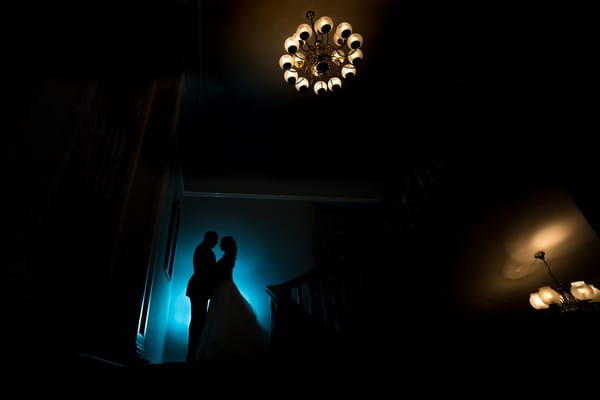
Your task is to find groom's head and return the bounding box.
[204,230,219,248]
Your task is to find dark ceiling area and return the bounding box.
[181,5,462,183]
[179,1,458,183]
[12,1,594,195]
[5,0,596,214]
[5,0,595,217]
[174,1,593,198]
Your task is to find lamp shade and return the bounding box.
[313,80,327,95]
[336,22,353,38]
[341,64,356,79]
[295,77,309,92]
[293,33,305,49]
[347,33,363,49]
[279,54,294,70]
[296,23,312,40]
[570,281,595,300]
[315,16,333,34]
[327,77,342,92]
[284,69,298,84]
[529,292,550,310]
[284,37,300,53]
[590,285,600,303]
[333,32,344,46]
[348,49,363,66]
[538,286,561,304]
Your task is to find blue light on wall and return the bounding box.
[162,196,316,362]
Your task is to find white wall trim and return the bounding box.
[183,191,379,204]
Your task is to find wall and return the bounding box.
[163,196,316,362]
[128,79,184,364]
[136,161,182,363]
[2,78,182,365]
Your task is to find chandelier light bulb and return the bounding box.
[327,77,342,92]
[341,64,356,79]
[296,23,313,40]
[570,281,595,300]
[347,33,364,49]
[348,49,363,66]
[284,36,300,54]
[279,11,364,95]
[313,80,327,95]
[295,77,309,92]
[538,286,561,305]
[332,32,344,46]
[591,285,600,302]
[279,54,294,70]
[283,69,298,84]
[336,22,353,38]
[315,16,334,34]
[530,292,550,310]
[292,32,306,49]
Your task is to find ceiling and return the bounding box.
[19,1,591,199]
[179,1,479,196]
[177,1,589,199]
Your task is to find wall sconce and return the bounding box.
[529,251,600,312]
[279,11,364,95]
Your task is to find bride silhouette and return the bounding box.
[195,236,270,362]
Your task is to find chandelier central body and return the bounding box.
[279,11,364,95]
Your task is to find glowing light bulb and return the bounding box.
[336,22,353,38]
[295,77,309,92]
[296,23,313,40]
[530,292,549,310]
[327,77,342,92]
[341,64,356,79]
[347,33,363,49]
[284,37,300,54]
[284,69,298,84]
[315,16,333,34]
[538,286,561,304]
[279,54,294,70]
[570,281,594,300]
[313,80,327,95]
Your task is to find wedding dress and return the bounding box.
[195,276,270,362]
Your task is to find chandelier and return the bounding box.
[279,11,364,95]
[528,251,600,312]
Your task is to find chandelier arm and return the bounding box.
[542,259,584,310]
[306,11,317,46]
[541,259,561,287]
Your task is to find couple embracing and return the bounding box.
[186,231,269,363]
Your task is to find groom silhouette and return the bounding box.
[186,230,219,362]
